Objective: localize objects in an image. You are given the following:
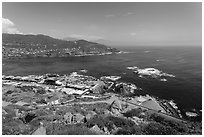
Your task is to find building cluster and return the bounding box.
[2,44,119,58]
[2,46,59,58]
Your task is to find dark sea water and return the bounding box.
[2,46,202,121]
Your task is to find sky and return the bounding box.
[2,2,202,46]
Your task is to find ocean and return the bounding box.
[2,46,202,121]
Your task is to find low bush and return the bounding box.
[48,124,99,135]
[115,126,143,135]
[86,115,105,129]
[106,116,135,128]
[150,113,188,133]
[123,108,143,118]
[143,122,178,135]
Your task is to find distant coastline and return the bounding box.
[2,33,120,59]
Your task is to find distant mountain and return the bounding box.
[2,33,109,50]
[3,33,64,46]
[2,33,120,58]
[93,39,113,45]
[62,37,79,41]
[62,37,113,46]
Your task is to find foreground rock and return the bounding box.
[2,72,201,135]
[186,112,199,117]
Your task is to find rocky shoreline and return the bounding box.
[127,66,175,81]
[2,71,201,135]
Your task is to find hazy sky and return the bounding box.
[2,2,202,46]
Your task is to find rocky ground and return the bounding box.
[2,72,202,135]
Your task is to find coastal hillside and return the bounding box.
[2,33,119,58]
[2,73,202,135]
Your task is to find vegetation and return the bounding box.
[115,126,143,135]
[149,113,188,133]
[3,33,119,58]
[123,108,143,118]
[86,114,136,133]
[2,74,202,135]
[47,124,99,135]
[143,122,178,135]
[3,103,202,135]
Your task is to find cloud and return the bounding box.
[123,12,134,16]
[130,32,137,36]
[104,14,116,18]
[105,12,134,18]
[69,34,103,41]
[2,18,22,34]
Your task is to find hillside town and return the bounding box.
[2,45,120,58]
[2,33,121,58]
[2,71,201,135]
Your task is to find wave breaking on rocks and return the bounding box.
[126,66,175,81]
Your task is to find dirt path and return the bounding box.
[51,94,185,123]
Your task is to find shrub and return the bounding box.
[149,113,188,133]
[24,113,37,124]
[49,124,99,135]
[186,122,202,135]
[87,114,136,132]
[150,113,165,122]
[163,120,188,133]
[5,90,14,95]
[33,109,49,117]
[123,108,143,118]
[106,116,135,128]
[143,122,178,135]
[86,115,105,129]
[36,89,46,94]
[115,126,143,135]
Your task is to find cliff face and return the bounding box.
[2,33,120,58]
